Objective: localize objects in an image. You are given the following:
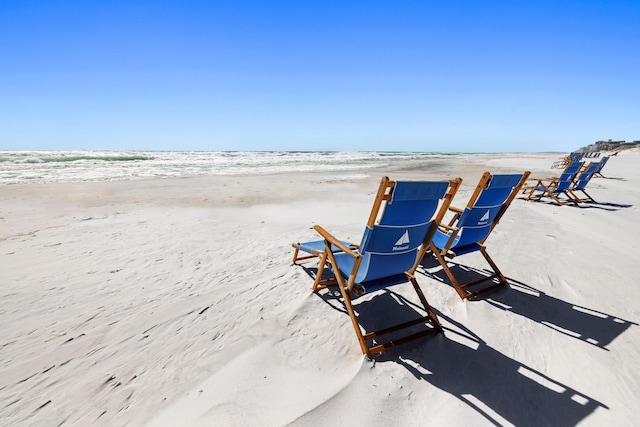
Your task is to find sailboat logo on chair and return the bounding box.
[393,230,410,251]
[479,209,490,225]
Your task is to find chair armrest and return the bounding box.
[438,223,457,232]
[313,225,360,258]
[445,206,463,226]
[527,176,558,182]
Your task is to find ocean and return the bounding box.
[0,150,469,184]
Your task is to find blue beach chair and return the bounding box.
[592,156,610,178]
[525,161,584,206]
[567,162,600,203]
[551,152,582,169]
[429,171,530,300]
[292,176,462,357]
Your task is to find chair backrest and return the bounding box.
[594,156,609,174]
[569,152,584,162]
[354,180,455,283]
[563,160,584,174]
[555,161,584,192]
[573,162,599,190]
[451,172,529,248]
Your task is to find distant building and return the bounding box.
[575,139,639,153]
[595,140,624,145]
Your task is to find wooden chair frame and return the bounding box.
[566,162,600,203]
[592,156,609,178]
[293,176,461,357]
[524,162,583,206]
[429,171,530,300]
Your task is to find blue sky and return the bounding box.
[1,1,638,152]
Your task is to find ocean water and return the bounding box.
[0,150,467,184]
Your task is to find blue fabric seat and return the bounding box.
[429,171,530,300]
[292,176,462,357]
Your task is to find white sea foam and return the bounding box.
[0,150,464,184]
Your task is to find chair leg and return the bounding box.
[566,190,584,204]
[549,192,565,206]
[526,182,551,202]
[291,245,300,264]
[291,244,320,264]
[579,189,595,203]
[312,252,338,291]
[335,270,371,356]
[410,276,443,333]
[527,185,566,206]
[525,187,538,201]
[430,243,510,300]
[292,243,339,290]
[538,188,565,206]
[480,247,507,286]
[430,243,469,300]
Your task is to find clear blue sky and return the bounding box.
[1,1,638,152]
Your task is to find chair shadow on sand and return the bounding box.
[419,256,635,350]
[573,201,633,211]
[516,195,632,211]
[316,289,608,426]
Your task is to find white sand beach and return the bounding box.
[1,151,639,426]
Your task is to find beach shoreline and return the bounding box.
[1,151,638,426]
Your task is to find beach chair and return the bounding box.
[567,162,599,203]
[428,171,530,300]
[523,159,581,193]
[551,152,582,169]
[592,156,610,178]
[525,161,583,206]
[292,238,358,290]
[570,152,585,161]
[292,176,461,357]
[551,156,570,170]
